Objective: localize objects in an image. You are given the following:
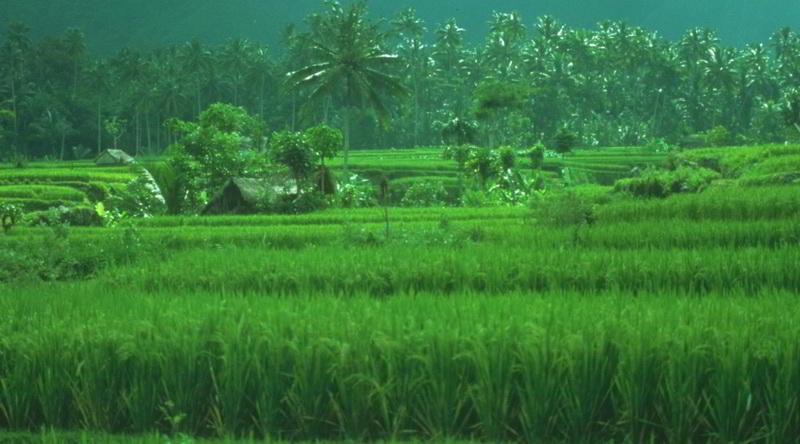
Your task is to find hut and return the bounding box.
[202,177,297,215]
[95,149,135,166]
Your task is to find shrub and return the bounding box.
[498,146,515,170]
[614,166,720,198]
[400,181,449,207]
[704,125,732,147]
[337,174,376,208]
[530,189,595,227]
[552,128,577,153]
[0,203,23,233]
[107,171,167,218]
[527,143,545,170]
[86,181,110,202]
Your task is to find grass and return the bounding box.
[2,145,800,442]
[0,185,87,201]
[0,287,797,442]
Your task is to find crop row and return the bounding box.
[133,207,528,227]
[8,216,800,254]
[95,244,800,295]
[0,185,87,201]
[597,185,800,221]
[0,170,134,184]
[0,288,797,442]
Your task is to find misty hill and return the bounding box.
[2,0,799,53]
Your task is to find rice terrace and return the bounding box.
[2,1,800,443]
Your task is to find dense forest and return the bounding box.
[2,1,800,161]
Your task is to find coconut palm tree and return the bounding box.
[287,0,407,171]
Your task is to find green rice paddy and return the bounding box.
[1,146,799,443]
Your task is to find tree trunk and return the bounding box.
[59,131,66,160]
[291,94,296,131]
[135,110,141,156]
[413,78,420,147]
[10,76,19,156]
[343,107,351,174]
[96,99,102,155]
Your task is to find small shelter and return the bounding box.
[95,149,135,166]
[202,177,297,215]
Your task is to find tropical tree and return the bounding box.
[305,124,342,194]
[287,1,407,171]
[269,130,317,193]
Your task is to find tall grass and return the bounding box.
[0,288,798,442]
[94,243,800,295]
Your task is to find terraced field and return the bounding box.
[1,146,799,443]
[0,161,134,212]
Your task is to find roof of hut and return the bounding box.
[95,149,135,165]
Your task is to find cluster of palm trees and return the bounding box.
[2,1,800,161]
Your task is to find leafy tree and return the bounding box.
[498,146,515,171]
[305,124,342,194]
[441,117,478,146]
[269,131,317,193]
[552,128,577,154]
[473,81,529,147]
[527,143,545,170]
[467,147,499,189]
[287,0,408,171]
[168,103,263,192]
[103,117,126,150]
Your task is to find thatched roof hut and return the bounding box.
[96,149,135,166]
[202,177,297,215]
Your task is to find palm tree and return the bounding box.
[179,39,212,116]
[287,0,407,171]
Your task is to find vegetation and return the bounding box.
[3,2,800,443]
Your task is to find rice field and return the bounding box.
[1,147,799,443]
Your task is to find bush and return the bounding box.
[267,192,328,214]
[704,125,732,147]
[400,181,449,207]
[314,165,337,195]
[527,143,545,170]
[30,205,105,227]
[498,146,515,170]
[86,181,110,202]
[337,174,376,208]
[0,203,23,233]
[552,128,577,154]
[107,170,167,218]
[614,166,720,198]
[530,190,595,226]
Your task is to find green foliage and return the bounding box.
[472,81,528,120]
[703,125,732,147]
[102,117,127,149]
[497,146,515,170]
[400,180,449,207]
[0,185,86,201]
[107,170,167,218]
[0,203,23,233]
[526,143,545,170]
[614,166,721,198]
[86,181,110,202]
[440,118,478,146]
[168,103,263,192]
[467,147,499,188]
[304,125,343,164]
[336,173,377,208]
[441,145,475,173]
[268,131,317,192]
[530,189,595,227]
[552,128,577,153]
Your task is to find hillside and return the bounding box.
[1,0,798,53]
